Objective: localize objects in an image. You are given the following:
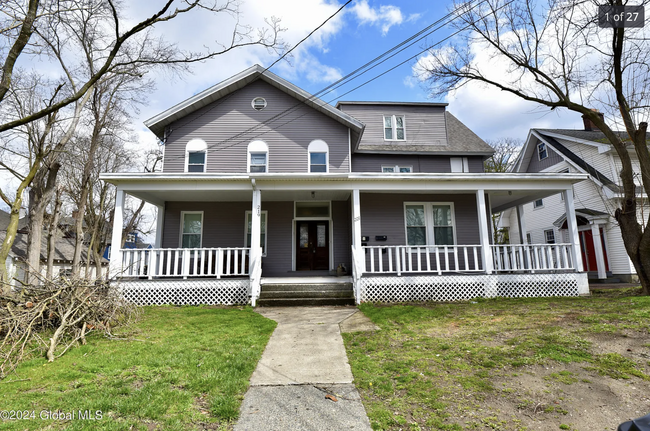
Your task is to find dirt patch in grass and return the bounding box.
[345,291,650,431]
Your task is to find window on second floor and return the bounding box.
[248,140,268,173]
[382,165,412,173]
[185,138,207,172]
[308,140,329,173]
[450,157,469,173]
[538,142,548,160]
[384,115,405,141]
[533,199,544,209]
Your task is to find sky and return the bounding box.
[124,0,586,152]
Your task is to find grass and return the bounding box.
[343,288,650,430]
[0,306,276,430]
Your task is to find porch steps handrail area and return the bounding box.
[491,243,575,272]
[363,245,483,275]
[119,247,250,279]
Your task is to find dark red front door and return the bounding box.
[579,228,609,272]
[296,221,329,270]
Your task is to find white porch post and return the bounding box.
[352,189,362,252]
[351,189,364,303]
[476,190,494,274]
[562,188,584,272]
[154,203,165,248]
[249,185,262,305]
[591,223,607,279]
[109,188,125,279]
[516,205,528,244]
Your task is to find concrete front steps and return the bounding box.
[257,278,355,306]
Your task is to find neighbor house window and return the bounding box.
[404,202,456,246]
[181,212,203,248]
[526,232,532,244]
[185,138,207,172]
[544,229,556,244]
[248,140,268,173]
[245,211,268,255]
[382,165,412,173]
[308,140,329,173]
[533,199,544,209]
[384,115,405,141]
[538,143,548,160]
[450,157,469,173]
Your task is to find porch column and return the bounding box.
[562,188,584,272]
[476,190,494,274]
[516,205,528,244]
[249,187,262,305]
[109,188,125,279]
[351,189,362,250]
[591,223,607,279]
[154,203,165,248]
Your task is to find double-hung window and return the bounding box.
[405,203,456,246]
[181,212,203,248]
[250,153,267,173]
[450,157,469,173]
[384,115,405,141]
[382,165,412,173]
[310,153,327,172]
[538,143,548,160]
[544,229,556,244]
[248,140,268,173]
[245,211,267,255]
[187,152,206,172]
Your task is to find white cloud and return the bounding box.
[349,0,406,35]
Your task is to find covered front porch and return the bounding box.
[101,172,589,305]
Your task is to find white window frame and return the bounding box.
[533,199,544,209]
[544,229,556,244]
[248,140,268,173]
[450,157,469,173]
[403,202,457,246]
[308,140,329,173]
[179,211,204,248]
[538,142,548,160]
[185,138,208,173]
[383,115,406,141]
[381,165,412,173]
[245,210,268,256]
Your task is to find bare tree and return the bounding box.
[0,0,287,285]
[418,0,650,294]
[484,137,522,173]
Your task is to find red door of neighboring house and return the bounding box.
[579,228,609,272]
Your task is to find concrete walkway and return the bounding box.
[234,307,378,431]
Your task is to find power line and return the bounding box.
[160,0,494,163]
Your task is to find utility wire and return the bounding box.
[160,0,494,164]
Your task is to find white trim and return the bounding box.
[248,140,268,173]
[403,201,457,246]
[245,210,268,256]
[185,139,207,173]
[308,140,329,173]
[383,114,406,141]
[179,211,204,248]
[381,165,413,173]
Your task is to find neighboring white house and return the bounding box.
[502,113,647,282]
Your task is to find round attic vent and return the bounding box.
[252,97,267,110]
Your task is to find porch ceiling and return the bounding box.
[126,189,352,204]
[489,189,565,213]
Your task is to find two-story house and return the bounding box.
[502,114,648,283]
[101,65,589,306]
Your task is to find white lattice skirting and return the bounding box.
[118,279,250,305]
[358,273,589,303]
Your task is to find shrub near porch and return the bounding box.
[344,290,650,431]
[1,307,276,431]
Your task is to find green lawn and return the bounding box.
[0,306,276,430]
[344,288,650,431]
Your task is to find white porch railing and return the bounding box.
[363,245,484,275]
[119,248,250,279]
[491,243,575,272]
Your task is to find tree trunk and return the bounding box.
[46,189,63,279]
[26,162,60,285]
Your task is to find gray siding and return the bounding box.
[163,200,351,276]
[340,104,447,147]
[527,143,563,172]
[359,193,480,246]
[163,79,351,173]
[351,154,485,173]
